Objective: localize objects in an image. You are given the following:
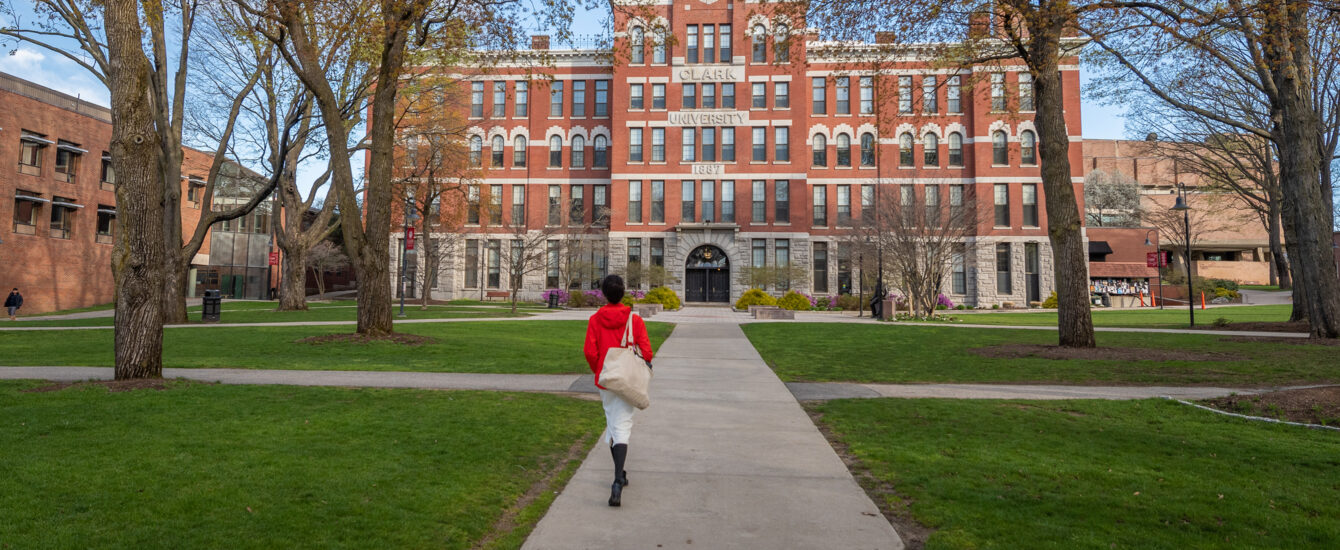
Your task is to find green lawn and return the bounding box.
[0,380,600,548]
[950,304,1291,329]
[11,300,553,327]
[17,301,116,318]
[742,323,1337,386]
[0,321,674,373]
[813,398,1340,549]
[1240,284,1284,291]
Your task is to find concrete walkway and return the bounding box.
[786,382,1288,401]
[0,366,595,393]
[522,322,903,550]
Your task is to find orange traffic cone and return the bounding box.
[1201,291,1206,309]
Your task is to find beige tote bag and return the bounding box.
[597,312,653,409]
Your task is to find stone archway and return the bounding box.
[684,245,730,303]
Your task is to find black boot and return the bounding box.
[611,443,629,487]
[608,480,622,507]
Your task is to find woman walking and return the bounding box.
[583,275,653,507]
[5,288,22,321]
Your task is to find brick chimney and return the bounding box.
[531,35,550,50]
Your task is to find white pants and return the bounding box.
[600,389,636,446]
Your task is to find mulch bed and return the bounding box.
[970,344,1240,362]
[1202,320,1310,333]
[1219,335,1340,346]
[296,333,436,346]
[22,379,174,393]
[1201,386,1340,426]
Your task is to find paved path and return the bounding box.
[522,322,903,550]
[786,382,1287,401]
[0,366,596,393]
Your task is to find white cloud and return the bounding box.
[0,47,109,107]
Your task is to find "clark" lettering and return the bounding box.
[677,67,739,82]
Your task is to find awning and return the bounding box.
[191,253,209,266]
[13,194,49,203]
[52,201,84,209]
[96,208,117,216]
[102,152,111,161]
[57,143,88,154]
[20,134,53,145]
[1088,241,1114,255]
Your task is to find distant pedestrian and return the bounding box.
[5,288,22,321]
[583,274,654,507]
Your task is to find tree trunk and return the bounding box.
[1031,42,1095,348]
[162,260,189,323]
[1267,193,1291,289]
[105,0,166,380]
[278,245,308,310]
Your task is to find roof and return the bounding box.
[1089,262,1157,278]
[1088,241,1114,255]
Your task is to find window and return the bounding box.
[650,238,664,267]
[571,135,586,168]
[549,135,562,167]
[548,185,561,225]
[1023,184,1039,227]
[703,24,716,63]
[682,180,696,222]
[628,181,643,223]
[860,133,875,167]
[550,81,563,116]
[594,184,609,225]
[702,128,716,162]
[921,76,938,114]
[572,80,586,117]
[836,133,851,167]
[595,80,609,116]
[993,131,1008,165]
[752,239,766,268]
[471,82,484,117]
[629,128,643,162]
[837,185,851,226]
[925,184,940,226]
[861,184,874,223]
[774,82,789,109]
[899,132,914,167]
[751,83,765,109]
[682,128,696,162]
[924,133,939,167]
[703,83,716,109]
[722,127,735,162]
[13,191,42,233]
[511,185,525,225]
[719,24,732,60]
[512,81,528,117]
[773,23,790,62]
[100,153,115,186]
[752,24,766,63]
[836,77,850,114]
[683,83,697,109]
[1021,130,1037,165]
[469,136,483,166]
[776,239,791,289]
[722,83,735,108]
[721,180,735,222]
[950,184,965,222]
[775,180,789,223]
[594,135,608,168]
[651,180,665,223]
[948,133,963,167]
[752,180,766,222]
[487,240,501,288]
[991,73,1006,111]
[50,196,75,239]
[652,128,665,162]
[812,185,827,227]
[994,184,1011,227]
[947,76,961,113]
[546,240,560,288]
[492,135,505,167]
[687,25,699,63]
[1019,73,1034,111]
[54,141,83,183]
[774,127,789,162]
[631,26,645,64]
[19,131,48,176]
[570,185,584,224]
[752,127,766,162]
[701,180,715,222]
[630,83,644,109]
[813,242,829,293]
[996,243,1012,295]
[900,184,916,221]
[898,76,912,114]
[493,82,505,117]
[466,240,480,287]
[511,136,528,168]
[811,77,826,114]
[653,27,667,63]
[952,246,966,294]
[652,83,666,109]
[859,76,873,114]
[812,134,827,166]
[490,184,503,225]
[467,184,481,224]
[628,237,642,272]
[97,205,115,240]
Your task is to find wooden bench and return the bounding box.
[484,291,511,301]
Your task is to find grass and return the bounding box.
[0,380,601,548]
[742,323,1338,386]
[17,301,116,317]
[10,300,553,327]
[812,398,1340,549]
[1240,284,1284,291]
[0,320,674,373]
[939,304,1291,329]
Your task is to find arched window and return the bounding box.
[948,132,963,167]
[899,132,914,167]
[836,133,851,167]
[1020,130,1037,165]
[549,135,562,167]
[571,135,586,168]
[812,134,827,167]
[513,135,527,167]
[924,132,939,167]
[593,135,608,168]
[752,24,767,63]
[468,135,482,167]
[992,130,1008,165]
[631,26,645,64]
[773,22,790,63]
[653,27,667,64]
[491,135,505,167]
[860,133,875,166]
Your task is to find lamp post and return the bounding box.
[398,209,420,318]
[1144,228,1164,310]
[1171,183,1193,326]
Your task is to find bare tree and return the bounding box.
[1143,190,1239,285]
[1084,169,1144,227]
[306,240,350,298]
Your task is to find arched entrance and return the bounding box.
[685,245,730,303]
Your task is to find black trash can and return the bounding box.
[547,292,560,309]
[202,289,221,322]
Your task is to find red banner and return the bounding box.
[268,251,279,266]
[406,226,416,251]
[1146,251,1168,267]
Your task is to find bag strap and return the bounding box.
[621,310,635,347]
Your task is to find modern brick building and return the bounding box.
[398,1,1084,306]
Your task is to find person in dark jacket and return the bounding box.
[5,288,23,321]
[583,275,654,507]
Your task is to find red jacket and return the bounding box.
[584,304,654,389]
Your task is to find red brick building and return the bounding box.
[401,1,1085,305]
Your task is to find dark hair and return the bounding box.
[600,274,625,305]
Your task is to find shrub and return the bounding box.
[1208,278,1239,291]
[777,291,811,310]
[954,304,968,310]
[567,291,588,308]
[936,294,955,309]
[836,294,860,311]
[619,289,647,307]
[1041,291,1058,309]
[1212,316,1232,327]
[734,288,777,309]
[638,286,681,310]
[541,289,569,305]
[583,289,607,307]
[814,296,832,309]
[991,304,1000,310]
[1214,287,1241,300]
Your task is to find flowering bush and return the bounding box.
[541,289,569,305]
[620,289,647,306]
[583,289,607,306]
[936,294,955,310]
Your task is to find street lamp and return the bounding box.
[1171,183,1193,327]
[1144,228,1164,310]
[399,209,420,318]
